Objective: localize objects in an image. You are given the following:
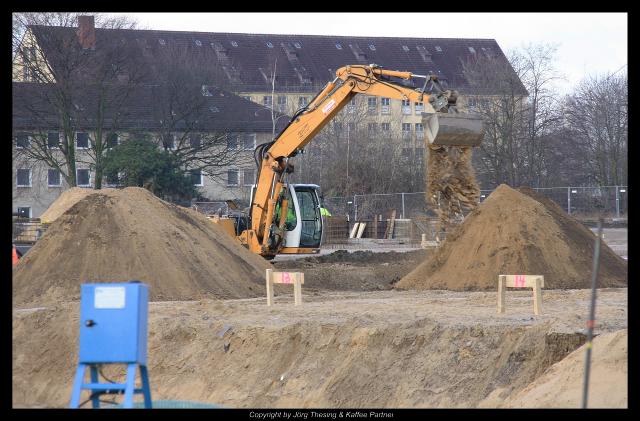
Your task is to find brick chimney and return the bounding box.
[77,15,96,50]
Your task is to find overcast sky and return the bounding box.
[110,12,627,95]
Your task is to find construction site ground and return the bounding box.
[13,288,627,408]
[13,228,627,408]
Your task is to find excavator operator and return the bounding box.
[274,190,297,230]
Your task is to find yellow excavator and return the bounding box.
[213,64,484,259]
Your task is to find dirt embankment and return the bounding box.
[13,188,270,306]
[398,184,627,291]
[481,329,627,408]
[14,292,609,408]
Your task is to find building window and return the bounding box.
[415,102,424,114]
[416,148,425,166]
[368,123,377,134]
[191,169,203,186]
[105,172,120,186]
[402,123,412,139]
[480,98,490,108]
[227,169,239,186]
[334,122,343,132]
[381,122,390,132]
[77,169,91,187]
[263,96,273,108]
[415,123,424,139]
[76,132,89,149]
[298,96,309,107]
[164,135,177,150]
[190,134,201,149]
[243,169,256,186]
[402,148,412,159]
[48,169,61,187]
[226,134,238,150]
[17,207,31,218]
[16,169,31,187]
[367,97,377,115]
[347,123,355,133]
[467,97,478,108]
[381,98,390,114]
[16,133,30,149]
[47,132,60,149]
[277,95,287,112]
[402,100,411,115]
[107,133,119,149]
[347,97,356,113]
[243,133,256,150]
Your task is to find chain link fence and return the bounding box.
[324,186,628,222]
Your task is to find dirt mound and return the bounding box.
[39,187,101,222]
[397,184,627,291]
[13,188,270,305]
[482,329,627,408]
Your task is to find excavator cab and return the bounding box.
[282,184,323,250]
[248,183,324,254]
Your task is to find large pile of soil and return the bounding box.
[39,187,99,222]
[13,188,270,305]
[397,184,627,291]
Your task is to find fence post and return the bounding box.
[615,186,620,219]
[567,187,571,215]
[353,195,358,222]
[401,193,405,219]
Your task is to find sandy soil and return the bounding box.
[483,329,627,408]
[13,288,627,408]
[13,187,270,306]
[399,185,627,291]
[274,250,428,291]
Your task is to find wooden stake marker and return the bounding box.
[498,275,544,315]
[266,269,304,306]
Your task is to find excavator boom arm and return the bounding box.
[240,64,478,257]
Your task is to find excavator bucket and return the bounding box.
[423,112,484,147]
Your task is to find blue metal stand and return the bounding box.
[69,363,152,408]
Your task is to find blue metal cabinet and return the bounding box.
[71,281,152,408]
[79,282,148,364]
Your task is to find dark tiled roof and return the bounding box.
[29,25,528,96]
[12,82,288,133]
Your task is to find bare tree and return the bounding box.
[563,71,628,186]
[462,43,565,188]
[147,41,250,185]
[13,13,141,188]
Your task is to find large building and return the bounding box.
[13,16,526,217]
